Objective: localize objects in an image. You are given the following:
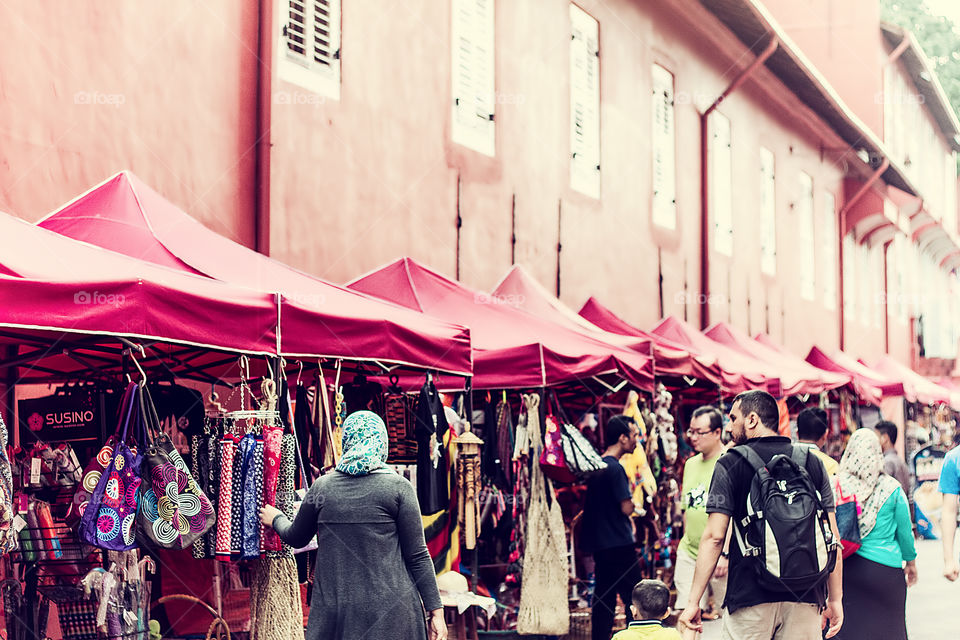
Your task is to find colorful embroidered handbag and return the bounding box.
[136,385,215,550]
[538,415,576,484]
[67,436,117,527]
[78,383,142,551]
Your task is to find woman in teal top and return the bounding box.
[833,429,917,640]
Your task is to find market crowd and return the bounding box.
[583,389,929,640]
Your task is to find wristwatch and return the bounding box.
[720,550,729,558]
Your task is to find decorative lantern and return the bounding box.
[456,423,484,550]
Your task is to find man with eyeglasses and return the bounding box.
[672,406,728,619]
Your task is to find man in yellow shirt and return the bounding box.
[796,407,839,477]
[612,580,682,640]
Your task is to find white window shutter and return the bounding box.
[278,0,340,99]
[283,0,310,64]
[822,191,837,310]
[760,148,776,275]
[711,113,733,256]
[798,172,815,300]
[652,64,676,229]
[570,4,600,199]
[843,233,856,320]
[452,0,496,156]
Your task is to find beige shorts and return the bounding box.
[721,601,822,640]
[672,546,727,611]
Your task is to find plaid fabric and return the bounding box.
[57,600,99,640]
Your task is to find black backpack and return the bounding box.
[729,445,838,595]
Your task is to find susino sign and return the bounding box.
[18,392,102,442]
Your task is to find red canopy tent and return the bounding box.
[871,356,958,409]
[706,323,850,396]
[805,347,905,406]
[36,171,473,376]
[492,266,652,353]
[651,316,780,395]
[578,296,721,382]
[0,211,279,382]
[347,258,654,390]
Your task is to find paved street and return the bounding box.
[699,538,956,639]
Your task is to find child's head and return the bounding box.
[630,579,671,621]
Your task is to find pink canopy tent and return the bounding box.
[652,316,781,395]
[805,347,905,406]
[0,211,280,382]
[578,296,721,382]
[347,258,654,390]
[706,323,850,396]
[870,356,959,409]
[492,266,653,353]
[37,171,473,376]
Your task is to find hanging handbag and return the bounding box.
[539,415,575,484]
[78,383,142,551]
[67,436,117,527]
[834,479,862,559]
[538,395,607,484]
[136,385,215,550]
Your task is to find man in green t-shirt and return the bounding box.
[673,406,727,614]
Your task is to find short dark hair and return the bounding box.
[691,405,723,432]
[875,420,898,446]
[797,407,829,441]
[604,415,635,448]
[732,389,780,431]
[631,579,670,619]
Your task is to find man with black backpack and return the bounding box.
[677,390,844,639]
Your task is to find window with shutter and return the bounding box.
[822,191,837,310]
[569,4,600,199]
[651,64,676,229]
[711,112,733,256]
[798,172,815,300]
[451,0,496,157]
[760,148,776,275]
[277,0,341,99]
[843,233,856,320]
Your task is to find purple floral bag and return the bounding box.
[78,383,143,550]
[136,385,215,550]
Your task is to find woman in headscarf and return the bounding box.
[260,410,448,640]
[832,428,917,640]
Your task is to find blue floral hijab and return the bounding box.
[336,411,389,476]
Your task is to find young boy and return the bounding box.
[611,579,682,639]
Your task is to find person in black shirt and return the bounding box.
[582,415,643,640]
[678,390,844,640]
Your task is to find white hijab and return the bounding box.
[837,428,901,538]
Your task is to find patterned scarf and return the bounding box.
[838,428,900,538]
[335,411,388,476]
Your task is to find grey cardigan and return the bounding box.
[273,469,443,640]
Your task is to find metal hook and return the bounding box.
[126,347,148,383]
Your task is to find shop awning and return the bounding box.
[577,297,721,382]
[652,316,781,395]
[805,346,905,406]
[0,211,281,382]
[871,355,959,409]
[910,207,960,270]
[843,179,905,247]
[706,323,850,396]
[347,258,654,391]
[36,171,473,376]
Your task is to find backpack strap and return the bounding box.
[728,444,766,474]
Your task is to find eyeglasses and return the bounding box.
[685,428,719,437]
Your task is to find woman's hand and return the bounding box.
[427,608,447,640]
[260,504,282,529]
[905,560,918,587]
